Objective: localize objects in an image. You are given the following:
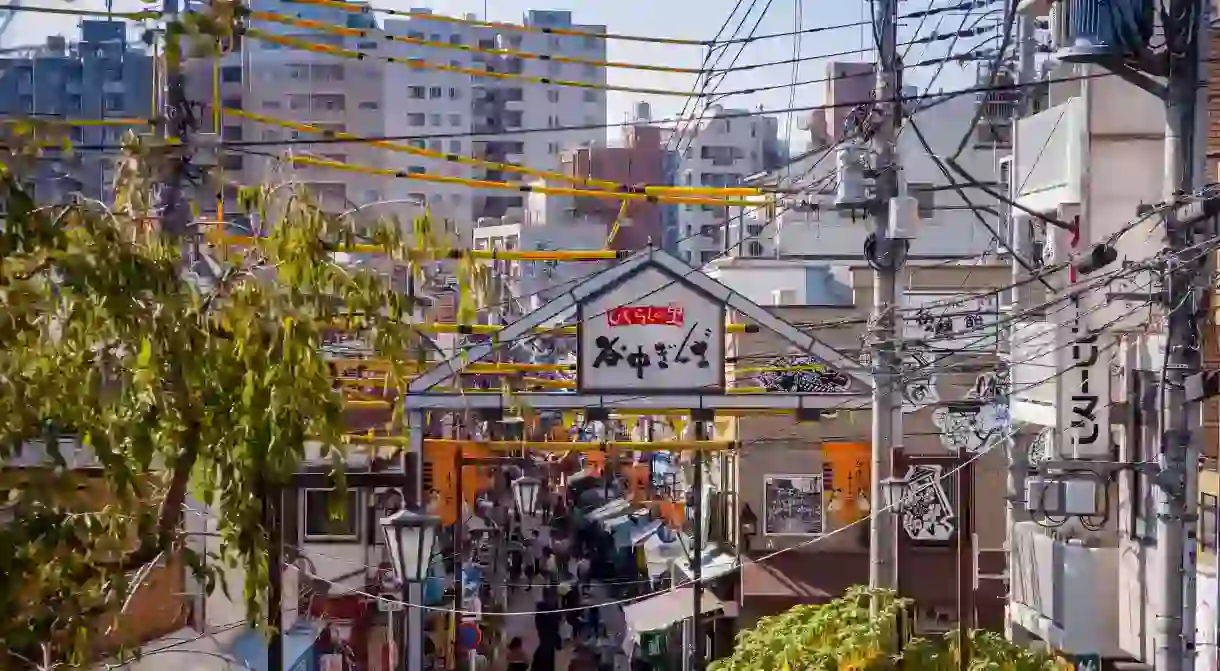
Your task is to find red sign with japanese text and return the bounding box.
[607,305,685,328]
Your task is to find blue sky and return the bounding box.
[3,0,990,149]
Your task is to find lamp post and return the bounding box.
[512,476,541,517]
[381,509,441,671]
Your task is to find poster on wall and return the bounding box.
[763,474,824,536]
[821,443,871,525]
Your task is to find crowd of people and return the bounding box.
[502,485,626,671]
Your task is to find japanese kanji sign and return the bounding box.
[577,265,725,393]
[902,292,1000,352]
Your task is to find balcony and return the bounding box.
[1009,522,1123,656]
[1013,74,1165,217]
[1012,97,1085,213]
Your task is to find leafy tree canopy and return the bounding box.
[710,587,1071,671]
[0,110,491,665]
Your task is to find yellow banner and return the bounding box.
[822,442,871,525]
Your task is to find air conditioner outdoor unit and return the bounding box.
[1054,0,1154,63]
[1024,476,1102,516]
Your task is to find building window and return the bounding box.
[583,90,597,103]
[429,113,442,126]
[428,140,442,152]
[221,66,242,82]
[357,41,378,50]
[429,86,443,99]
[104,94,124,112]
[1203,494,1218,552]
[408,166,427,174]
[358,101,379,110]
[448,34,463,45]
[583,64,597,77]
[221,125,243,141]
[407,113,426,126]
[408,86,426,99]
[909,182,935,218]
[449,140,462,153]
[547,89,560,103]
[430,34,442,42]
[449,87,461,99]
[301,488,361,541]
[747,241,764,256]
[409,139,426,149]
[449,114,462,126]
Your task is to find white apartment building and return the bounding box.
[186,0,393,219]
[472,182,611,317]
[667,106,781,265]
[377,9,608,237]
[705,91,1004,304]
[381,12,489,229]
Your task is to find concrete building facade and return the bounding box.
[0,20,153,203]
[667,106,782,266]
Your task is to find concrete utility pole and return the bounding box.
[1157,0,1208,667]
[159,0,193,239]
[867,0,904,597]
[1004,10,1037,641]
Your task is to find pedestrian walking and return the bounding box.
[525,530,541,591]
[506,637,530,671]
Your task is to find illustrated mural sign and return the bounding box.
[901,352,941,413]
[822,443,871,524]
[756,355,851,393]
[932,370,1011,453]
[898,464,956,542]
[1028,426,1054,465]
[903,292,1000,352]
[763,474,824,536]
[578,266,724,393]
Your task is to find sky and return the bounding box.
[2,0,992,150]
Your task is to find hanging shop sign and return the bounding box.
[1058,315,1111,459]
[897,464,956,543]
[900,351,941,413]
[762,474,824,536]
[822,443,871,525]
[577,264,725,394]
[903,292,1000,352]
[932,370,1012,453]
[756,355,851,393]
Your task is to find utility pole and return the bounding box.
[867,0,903,599]
[1004,8,1036,643]
[1156,0,1208,667]
[159,0,193,239]
[691,417,707,671]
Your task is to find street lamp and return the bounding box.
[879,476,913,513]
[381,509,441,585]
[511,476,541,516]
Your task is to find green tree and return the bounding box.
[710,587,1071,671]
[0,114,491,665]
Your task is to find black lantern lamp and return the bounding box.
[879,476,913,513]
[380,509,441,584]
[511,476,542,516]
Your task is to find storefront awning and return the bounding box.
[622,587,734,637]
[642,532,690,578]
[673,544,739,582]
[229,621,324,671]
[587,497,632,522]
[97,628,242,670]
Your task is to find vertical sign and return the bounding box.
[578,265,725,394]
[1057,218,1111,459]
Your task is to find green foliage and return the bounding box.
[0,127,489,665]
[710,587,1070,671]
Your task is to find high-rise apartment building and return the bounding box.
[188,0,390,220]
[0,20,153,203]
[380,9,609,237]
[666,106,782,266]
